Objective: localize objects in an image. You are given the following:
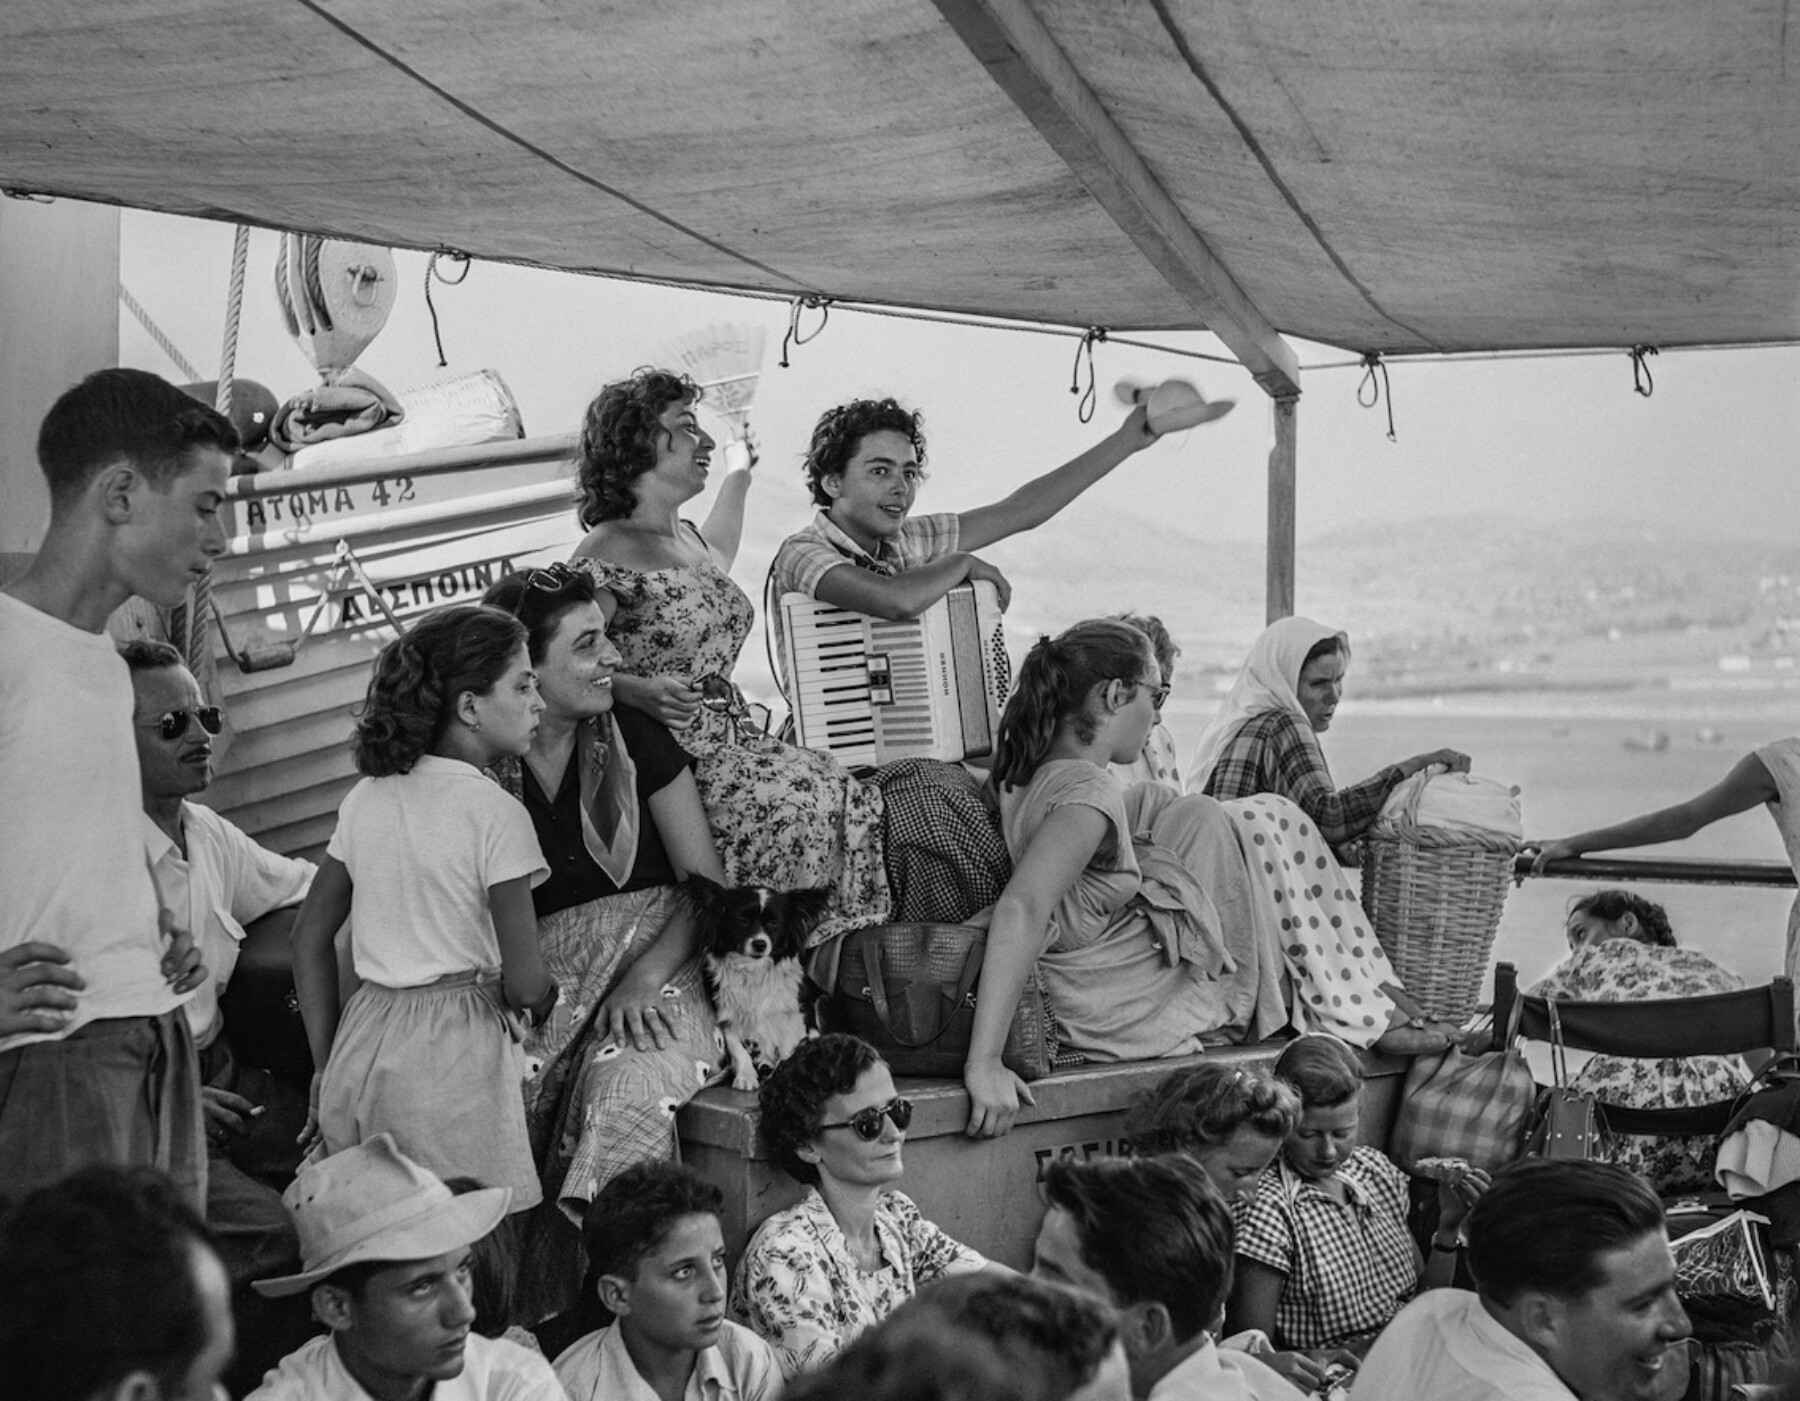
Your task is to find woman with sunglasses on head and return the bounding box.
[568,369,890,944]
[479,566,732,1312]
[732,1033,988,1379]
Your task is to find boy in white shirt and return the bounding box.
[249,1135,564,1401]
[555,1162,782,1401]
[0,367,236,1206]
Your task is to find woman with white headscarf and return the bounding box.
[1185,617,1468,1053]
[1186,616,1468,846]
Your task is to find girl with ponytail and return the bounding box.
[968,620,1266,1136]
[289,604,557,1208]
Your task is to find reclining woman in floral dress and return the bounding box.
[1529,889,1748,1193]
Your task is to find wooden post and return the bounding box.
[1266,394,1298,623]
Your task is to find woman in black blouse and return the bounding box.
[482,565,728,1313]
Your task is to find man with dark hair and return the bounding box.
[0,1165,236,1401]
[894,1272,1131,1401]
[249,1135,562,1400]
[1031,1156,1302,1401]
[1,367,237,1205]
[125,637,318,1390]
[1355,1158,1691,1401]
[771,395,1165,622]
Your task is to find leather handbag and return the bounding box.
[1525,998,1609,1161]
[824,923,1056,1081]
[1388,1003,1536,1172]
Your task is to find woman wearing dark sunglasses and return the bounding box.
[731,1034,988,1380]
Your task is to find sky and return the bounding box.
[118,208,1800,571]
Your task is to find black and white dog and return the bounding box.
[684,875,830,1091]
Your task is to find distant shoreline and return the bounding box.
[1164,681,1800,727]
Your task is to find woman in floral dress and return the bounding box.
[567,368,890,943]
[1530,889,1749,1192]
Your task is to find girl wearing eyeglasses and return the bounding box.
[966,621,1454,1144]
[732,1033,987,1379]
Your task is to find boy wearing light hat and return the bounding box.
[247,1135,565,1401]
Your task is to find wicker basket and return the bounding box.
[1359,820,1519,1024]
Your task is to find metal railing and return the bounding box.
[1516,854,1795,889]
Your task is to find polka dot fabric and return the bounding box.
[1223,793,1406,1047]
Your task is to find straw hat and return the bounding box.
[252,1135,511,1298]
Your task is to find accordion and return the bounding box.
[779,581,1011,768]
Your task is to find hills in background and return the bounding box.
[733,506,1800,707]
[985,509,1800,695]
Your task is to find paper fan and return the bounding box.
[660,322,768,439]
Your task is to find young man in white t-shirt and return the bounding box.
[0,366,237,1206]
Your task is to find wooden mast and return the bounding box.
[928,0,1301,619]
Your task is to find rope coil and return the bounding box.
[1630,344,1659,398]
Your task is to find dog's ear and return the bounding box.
[681,872,726,916]
[789,887,833,929]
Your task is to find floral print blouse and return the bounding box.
[1530,936,1749,1192]
[730,1187,985,1378]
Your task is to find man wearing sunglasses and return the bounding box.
[124,638,320,1389]
[1,368,238,1209]
[126,638,315,1110]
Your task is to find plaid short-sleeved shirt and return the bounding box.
[1234,1147,1421,1350]
[769,511,964,694]
[770,510,962,600]
[1200,709,1403,846]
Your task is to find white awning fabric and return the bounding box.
[3,0,1795,361]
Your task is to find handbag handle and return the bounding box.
[1546,997,1571,1089]
[847,927,987,1051]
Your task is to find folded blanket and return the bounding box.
[268,366,403,452]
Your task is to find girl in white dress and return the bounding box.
[290,605,556,1206]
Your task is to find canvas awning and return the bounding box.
[4,0,1796,384]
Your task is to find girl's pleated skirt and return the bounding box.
[319,970,541,1209]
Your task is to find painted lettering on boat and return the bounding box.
[337,555,524,629]
[240,476,416,528]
